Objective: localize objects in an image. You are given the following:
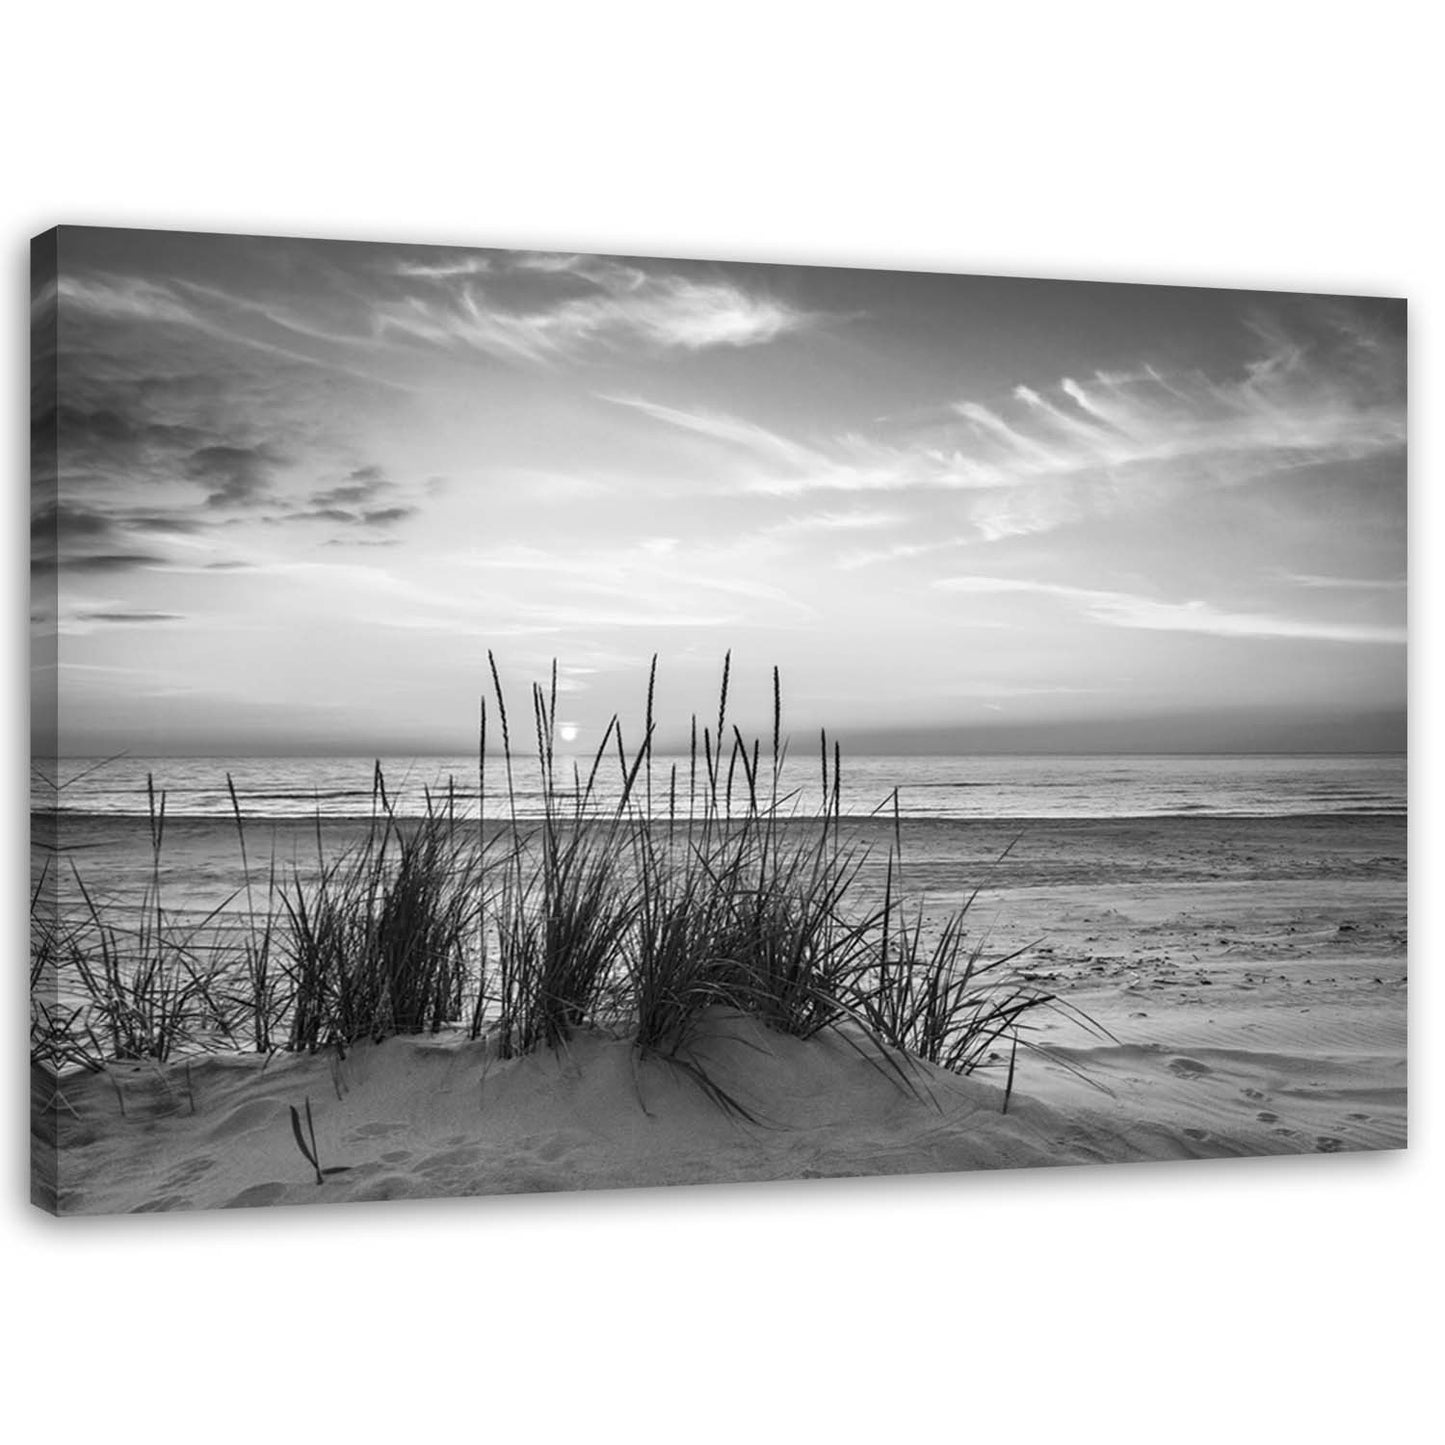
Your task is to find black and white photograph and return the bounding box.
[10,9,1438,1437]
[31,226,1407,1214]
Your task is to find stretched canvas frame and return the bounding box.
[30,227,1407,1215]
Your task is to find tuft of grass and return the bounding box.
[53,777,240,1066]
[852,854,1116,1106]
[34,660,1102,1126]
[281,790,487,1053]
[29,859,105,1075]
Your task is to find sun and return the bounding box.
[558,722,580,744]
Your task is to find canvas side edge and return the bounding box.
[30,228,62,1215]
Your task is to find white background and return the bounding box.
[3,4,1437,1440]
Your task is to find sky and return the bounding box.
[32,227,1407,757]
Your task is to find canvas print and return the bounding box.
[30,227,1407,1215]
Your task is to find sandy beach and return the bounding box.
[33,812,1406,1214]
[15,70,1425,1445]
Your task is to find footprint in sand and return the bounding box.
[1167,1057,1211,1079]
[1182,1127,1210,1142]
[349,1121,407,1141]
[1315,1136,1345,1153]
[353,1174,423,1201]
[1241,1088,1267,1101]
[417,1145,483,1174]
[1347,1113,1371,1121]
[1256,1111,1279,1123]
[224,1182,289,1209]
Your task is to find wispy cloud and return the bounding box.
[763,507,905,537]
[58,274,199,326]
[1012,384,1111,445]
[510,602,738,630]
[376,258,817,365]
[608,311,1406,552]
[457,539,816,628]
[393,255,494,280]
[602,395,825,470]
[956,401,1064,468]
[173,280,376,350]
[1283,572,1407,591]
[838,535,969,570]
[57,274,383,379]
[935,575,1406,646]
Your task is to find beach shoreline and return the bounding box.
[33,811,1406,1213]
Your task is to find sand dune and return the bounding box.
[33,813,1406,1214]
[36,1023,1051,1213]
[36,953,1405,1216]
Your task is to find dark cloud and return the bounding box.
[31,502,143,576]
[48,354,293,518]
[73,610,184,624]
[293,507,361,524]
[310,484,375,506]
[63,406,138,445]
[48,298,412,541]
[186,443,281,506]
[122,512,206,535]
[31,502,114,541]
[272,467,417,529]
[31,552,167,575]
[57,402,208,455]
[282,503,417,528]
[33,499,202,542]
[309,464,393,509]
[30,498,208,581]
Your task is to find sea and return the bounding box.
[31,752,1409,1011]
[34,752,1407,823]
[31,753,1406,925]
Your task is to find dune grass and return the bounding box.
[31,658,1103,1113]
[280,777,486,1053]
[36,780,239,1070]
